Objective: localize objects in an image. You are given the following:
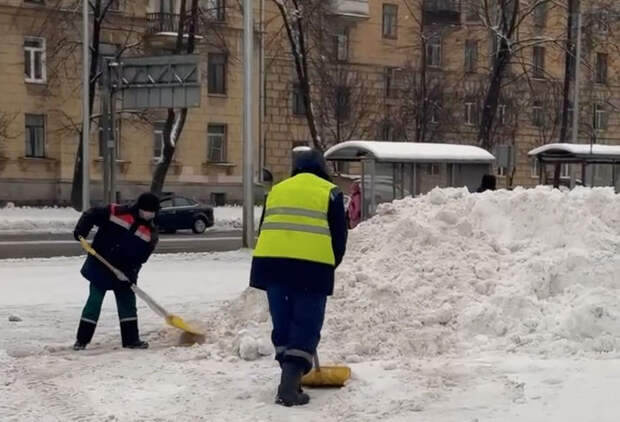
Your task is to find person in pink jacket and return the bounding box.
[347,181,362,229]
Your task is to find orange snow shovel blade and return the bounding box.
[79,237,204,337]
[301,352,351,388]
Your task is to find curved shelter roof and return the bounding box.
[529,143,620,164]
[324,141,495,164]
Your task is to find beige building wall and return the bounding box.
[0,0,618,204]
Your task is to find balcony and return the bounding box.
[423,0,461,25]
[330,0,369,20]
[145,13,204,50]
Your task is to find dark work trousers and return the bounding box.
[266,283,327,374]
[76,282,139,346]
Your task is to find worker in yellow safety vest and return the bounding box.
[250,149,348,407]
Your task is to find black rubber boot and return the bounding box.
[120,320,148,349]
[275,362,310,407]
[75,319,97,350]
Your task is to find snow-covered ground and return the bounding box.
[2,187,620,421]
[0,205,261,234]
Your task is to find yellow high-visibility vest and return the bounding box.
[253,173,336,266]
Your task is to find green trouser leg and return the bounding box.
[114,286,139,346]
[76,283,106,344]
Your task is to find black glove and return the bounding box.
[73,230,83,242]
[127,269,138,285]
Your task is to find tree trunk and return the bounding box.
[560,0,577,143]
[478,39,510,151]
[150,0,197,194]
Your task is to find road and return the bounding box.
[0,230,246,259]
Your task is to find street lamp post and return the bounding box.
[82,0,90,211]
[242,0,255,248]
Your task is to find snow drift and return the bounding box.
[221,186,620,361]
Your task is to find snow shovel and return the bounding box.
[301,351,351,388]
[79,237,203,336]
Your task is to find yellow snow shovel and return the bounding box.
[79,237,203,336]
[301,352,351,388]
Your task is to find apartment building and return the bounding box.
[0,0,617,204]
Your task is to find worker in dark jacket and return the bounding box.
[72,192,160,351]
[250,149,348,407]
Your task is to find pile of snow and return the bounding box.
[215,186,620,361]
[0,206,80,233]
[213,206,263,231]
[0,205,262,233]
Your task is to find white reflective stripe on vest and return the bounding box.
[261,222,331,236]
[264,207,327,220]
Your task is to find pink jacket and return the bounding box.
[347,182,362,229]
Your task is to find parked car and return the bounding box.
[156,195,214,234]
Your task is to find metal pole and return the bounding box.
[569,11,582,189]
[242,0,255,248]
[82,0,90,210]
[571,12,582,144]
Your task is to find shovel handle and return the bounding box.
[313,353,321,372]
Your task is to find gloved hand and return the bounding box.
[127,269,138,285]
[73,230,83,242]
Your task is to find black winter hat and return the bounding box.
[136,192,160,212]
[292,148,330,181]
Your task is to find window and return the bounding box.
[333,29,349,62]
[596,53,608,84]
[426,35,441,68]
[593,104,608,131]
[430,100,441,124]
[174,197,196,207]
[208,53,227,94]
[382,4,398,39]
[533,1,547,27]
[531,158,539,178]
[427,164,440,175]
[24,37,46,83]
[495,144,512,176]
[464,0,479,22]
[379,121,394,141]
[533,46,545,79]
[207,124,227,162]
[335,86,351,121]
[532,100,543,127]
[160,198,173,209]
[107,0,121,11]
[153,122,165,160]
[498,104,508,125]
[464,101,477,126]
[464,40,478,73]
[385,67,403,98]
[202,0,225,22]
[560,164,570,179]
[292,83,307,116]
[596,11,610,33]
[25,114,45,158]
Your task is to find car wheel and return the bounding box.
[192,218,207,234]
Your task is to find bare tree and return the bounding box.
[24,0,144,209]
[150,0,200,194]
[271,0,325,151]
[0,111,17,157]
[474,0,567,151]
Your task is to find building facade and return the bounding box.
[0,0,618,205]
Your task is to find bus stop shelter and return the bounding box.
[528,143,620,191]
[324,140,495,218]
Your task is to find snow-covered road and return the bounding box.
[2,251,619,421]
